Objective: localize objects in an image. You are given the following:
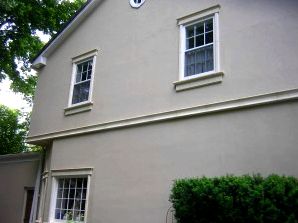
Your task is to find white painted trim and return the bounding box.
[30,160,42,223]
[27,88,298,145]
[178,7,220,82]
[32,0,102,70]
[129,0,145,8]
[51,167,93,177]
[174,71,223,91]
[49,169,93,223]
[72,49,98,63]
[67,50,98,108]
[64,101,93,116]
[32,56,47,68]
[0,152,41,164]
[177,5,220,26]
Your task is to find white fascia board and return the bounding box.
[32,56,47,69]
[27,88,298,145]
[31,0,102,70]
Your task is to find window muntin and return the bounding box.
[184,18,214,77]
[54,177,88,222]
[71,59,93,105]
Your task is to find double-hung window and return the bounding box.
[175,5,223,91]
[72,59,93,105]
[68,50,97,107]
[65,50,97,115]
[184,18,214,76]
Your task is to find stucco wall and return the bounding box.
[29,0,298,137]
[42,101,298,223]
[0,154,40,223]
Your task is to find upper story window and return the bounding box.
[129,0,145,8]
[72,59,93,104]
[68,49,97,108]
[174,5,223,92]
[185,18,214,77]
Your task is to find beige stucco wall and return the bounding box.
[40,101,298,223]
[29,0,298,137]
[0,153,40,223]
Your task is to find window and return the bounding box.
[72,60,93,105]
[54,177,87,222]
[184,18,214,76]
[49,168,92,223]
[68,49,97,107]
[174,5,223,91]
[129,0,145,8]
[65,50,97,115]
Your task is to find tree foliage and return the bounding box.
[0,104,27,154]
[0,0,86,98]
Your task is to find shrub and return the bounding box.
[170,174,298,223]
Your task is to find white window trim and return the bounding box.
[66,49,98,114]
[174,5,223,91]
[49,168,93,223]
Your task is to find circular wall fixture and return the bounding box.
[130,0,146,8]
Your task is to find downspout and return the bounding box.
[29,149,45,223]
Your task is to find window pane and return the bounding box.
[55,209,62,220]
[186,37,194,49]
[185,45,214,76]
[76,65,83,82]
[69,189,76,198]
[195,49,205,74]
[55,177,88,221]
[205,32,213,44]
[64,179,70,188]
[196,24,204,35]
[72,81,91,104]
[83,178,87,188]
[205,19,213,32]
[75,59,93,83]
[81,71,87,81]
[186,26,194,38]
[57,189,63,198]
[56,199,62,209]
[77,178,83,188]
[205,45,214,72]
[195,34,204,47]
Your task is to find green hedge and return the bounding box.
[170,175,298,223]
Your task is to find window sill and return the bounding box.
[64,101,93,116]
[173,71,224,92]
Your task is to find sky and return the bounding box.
[0,79,30,111]
[0,31,50,111]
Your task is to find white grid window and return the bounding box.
[185,18,214,77]
[72,59,93,105]
[54,177,87,222]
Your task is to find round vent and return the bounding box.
[130,0,145,8]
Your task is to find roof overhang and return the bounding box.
[32,0,102,70]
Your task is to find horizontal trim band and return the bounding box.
[27,88,298,144]
[0,152,41,163]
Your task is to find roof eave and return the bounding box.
[32,0,102,70]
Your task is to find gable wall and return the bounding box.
[29,0,298,137]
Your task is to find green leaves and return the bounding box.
[0,104,27,154]
[0,0,86,98]
[170,175,298,223]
